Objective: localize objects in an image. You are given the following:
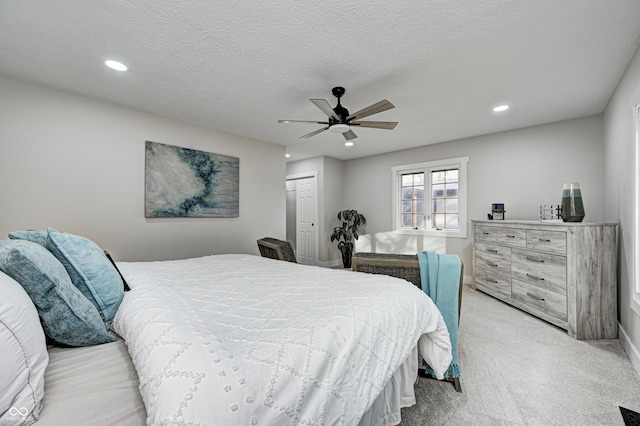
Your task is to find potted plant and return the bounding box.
[330,209,367,268]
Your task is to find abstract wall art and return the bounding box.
[145,141,239,218]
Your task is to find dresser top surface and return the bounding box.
[471,219,618,227]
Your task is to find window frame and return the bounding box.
[632,104,640,316]
[391,156,469,239]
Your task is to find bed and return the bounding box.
[0,231,452,426]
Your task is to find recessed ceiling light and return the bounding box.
[493,105,510,112]
[344,141,354,147]
[285,153,291,158]
[105,60,128,72]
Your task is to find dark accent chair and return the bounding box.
[257,238,297,263]
[351,252,464,392]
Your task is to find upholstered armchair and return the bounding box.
[257,237,297,263]
[351,251,464,392]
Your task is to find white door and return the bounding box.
[296,177,317,265]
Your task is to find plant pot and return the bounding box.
[341,248,353,269]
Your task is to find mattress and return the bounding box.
[36,337,145,426]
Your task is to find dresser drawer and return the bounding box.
[475,226,526,247]
[475,267,511,300]
[526,229,567,255]
[475,242,511,275]
[512,279,567,321]
[474,225,494,241]
[511,248,566,295]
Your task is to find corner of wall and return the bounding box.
[619,323,640,378]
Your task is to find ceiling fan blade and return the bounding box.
[279,119,330,124]
[343,129,358,141]
[301,126,330,139]
[309,99,340,120]
[350,120,398,130]
[346,99,395,121]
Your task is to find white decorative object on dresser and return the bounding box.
[472,220,618,340]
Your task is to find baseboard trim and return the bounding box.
[619,322,640,377]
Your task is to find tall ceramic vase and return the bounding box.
[560,182,585,222]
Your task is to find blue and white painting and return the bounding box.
[145,141,239,218]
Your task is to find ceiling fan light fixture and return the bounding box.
[330,123,350,134]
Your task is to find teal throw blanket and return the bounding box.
[418,250,461,379]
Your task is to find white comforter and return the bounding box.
[112,254,451,425]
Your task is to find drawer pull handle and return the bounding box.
[506,235,516,238]
[487,249,498,253]
[526,256,544,263]
[539,238,551,242]
[486,261,498,267]
[483,232,490,235]
[526,292,545,301]
[486,278,498,283]
[526,273,545,281]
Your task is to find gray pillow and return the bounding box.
[46,229,124,329]
[0,239,115,347]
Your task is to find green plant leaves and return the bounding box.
[330,209,366,253]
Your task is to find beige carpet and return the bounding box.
[400,286,640,425]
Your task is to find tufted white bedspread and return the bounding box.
[112,254,451,425]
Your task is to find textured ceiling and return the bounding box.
[1,1,640,161]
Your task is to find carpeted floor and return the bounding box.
[399,285,640,425]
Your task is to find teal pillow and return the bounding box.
[8,229,49,247]
[0,240,115,346]
[46,229,124,330]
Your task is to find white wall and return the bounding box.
[344,115,605,271]
[0,75,286,261]
[322,157,345,263]
[604,44,640,376]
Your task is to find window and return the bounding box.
[633,105,640,316]
[431,169,459,230]
[400,172,425,229]
[392,156,468,238]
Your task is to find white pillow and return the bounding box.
[0,270,48,425]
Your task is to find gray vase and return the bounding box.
[560,182,585,222]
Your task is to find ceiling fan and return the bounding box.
[278,87,398,141]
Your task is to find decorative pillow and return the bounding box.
[8,230,49,247]
[0,271,48,426]
[0,239,115,346]
[46,229,124,329]
[104,250,131,292]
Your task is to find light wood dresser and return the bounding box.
[471,220,618,340]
